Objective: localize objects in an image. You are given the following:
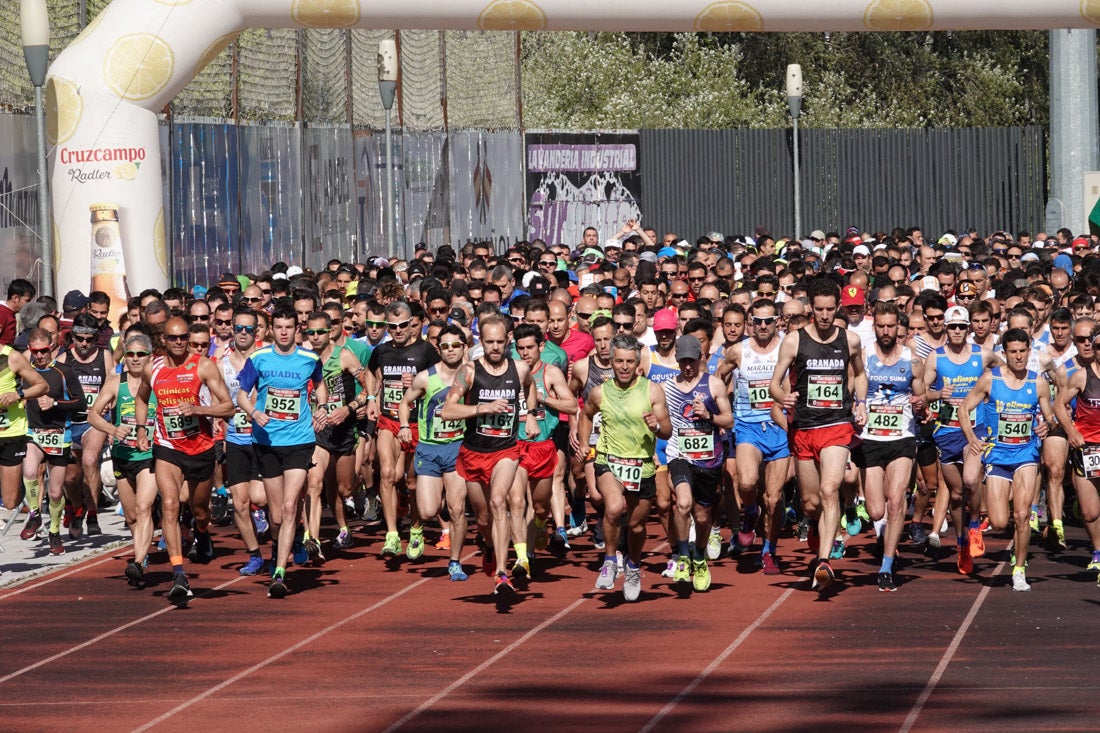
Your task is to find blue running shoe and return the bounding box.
[292,540,308,566]
[448,560,468,581]
[239,555,265,576]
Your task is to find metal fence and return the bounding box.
[640,127,1048,241]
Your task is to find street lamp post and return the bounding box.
[21,0,53,297]
[786,64,803,243]
[377,39,400,261]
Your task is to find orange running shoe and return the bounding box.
[436,530,451,551]
[957,548,974,575]
[968,528,985,558]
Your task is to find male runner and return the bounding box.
[770,278,867,591]
[854,302,926,591]
[135,316,234,602]
[2,344,46,535]
[578,333,671,602]
[398,323,470,580]
[236,305,327,598]
[960,328,1053,591]
[441,315,538,594]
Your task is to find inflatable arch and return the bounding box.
[46,0,1100,306]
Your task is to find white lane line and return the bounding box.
[0,575,245,685]
[0,553,122,600]
[383,597,588,733]
[898,543,1012,733]
[639,587,796,733]
[132,576,433,732]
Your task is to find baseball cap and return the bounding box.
[919,276,939,293]
[653,307,678,332]
[657,246,679,260]
[809,229,826,241]
[674,334,702,361]
[192,285,208,299]
[840,285,865,307]
[217,271,238,287]
[956,281,978,297]
[62,289,88,312]
[945,305,970,325]
[1020,252,1040,263]
[286,265,304,277]
[853,244,871,257]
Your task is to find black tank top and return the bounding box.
[463,358,522,453]
[66,348,107,424]
[793,327,853,429]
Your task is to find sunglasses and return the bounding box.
[688,276,706,282]
[1074,335,1094,343]
[946,323,968,331]
[214,319,233,326]
[668,292,687,299]
[613,321,634,329]
[165,334,188,342]
[956,295,975,301]
[233,324,255,333]
[752,316,778,325]
[539,261,556,268]
[429,306,449,314]
[241,296,262,303]
[71,334,95,343]
[124,350,150,358]
[29,347,51,354]
[189,341,210,349]
[190,314,210,321]
[925,314,945,321]
[387,319,411,329]
[258,288,271,294]
[438,341,464,350]
[576,312,593,320]
[303,328,328,336]
[366,320,386,328]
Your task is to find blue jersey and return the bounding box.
[931,344,984,438]
[237,346,323,447]
[646,346,679,385]
[861,346,916,441]
[984,367,1041,466]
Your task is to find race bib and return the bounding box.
[940,397,975,429]
[83,383,100,408]
[997,413,1032,445]
[232,409,253,435]
[607,455,643,492]
[430,405,463,442]
[476,403,515,438]
[1082,445,1100,479]
[265,387,302,421]
[677,426,715,461]
[748,379,773,410]
[162,405,199,439]
[32,428,65,455]
[806,374,843,408]
[0,408,10,430]
[382,377,404,418]
[867,404,904,437]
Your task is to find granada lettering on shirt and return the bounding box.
[478,388,516,400]
[805,358,844,370]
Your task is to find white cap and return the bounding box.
[853,244,871,257]
[945,305,970,325]
[286,265,303,277]
[919,276,939,293]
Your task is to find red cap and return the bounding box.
[841,285,865,307]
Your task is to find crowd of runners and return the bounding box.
[2,221,1099,602]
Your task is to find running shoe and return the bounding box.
[623,565,642,602]
[86,512,101,536]
[673,555,691,585]
[979,516,992,533]
[761,552,780,576]
[592,522,606,550]
[877,571,897,592]
[785,506,799,528]
[1011,567,1030,592]
[303,538,324,564]
[534,525,549,552]
[48,532,64,555]
[829,539,845,560]
[549,526,570,553]
[1053,523,1068,551]
[566,519,588,538]
[435,529,451,551]
[855,501,871,527]
[20,511,41,540]
[125,560,145,588]
[448,560,468,582]
[968,528,985,558]
[268,574,288,599]
[69,510,84,540]
[909,522,928,546]
[332,529,353,551]
[406,527,424,561]
[595,559,618,590]
[661,558,677,578]
[844,506,862,537]
[168,572,193,601]
[797,517,810,543]
[481,546,495,577]
[493,572,515,595]
[692,558,711,592]
[380,531,401,558]
[1088,554,1100,573]
[1029,507,1040,533]
[706,527,722,560]
[239,555,265,576]
[251,508,269,535]
[512,556,531,582]
[957,549,973,575]
[927,532,941,550]
[362,493,380,522]
[812,560,834,591]
[291,538,308,566]
[188,532,215,564]
[806,525,820,554]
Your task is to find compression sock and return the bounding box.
[24,477,40,514]
[677,540,690,558]
[879,556,894,574]
[48,496,64,533]
[169,555,184,574]
[515,542,528,563]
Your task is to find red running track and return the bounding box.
[0,518,1096,732]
